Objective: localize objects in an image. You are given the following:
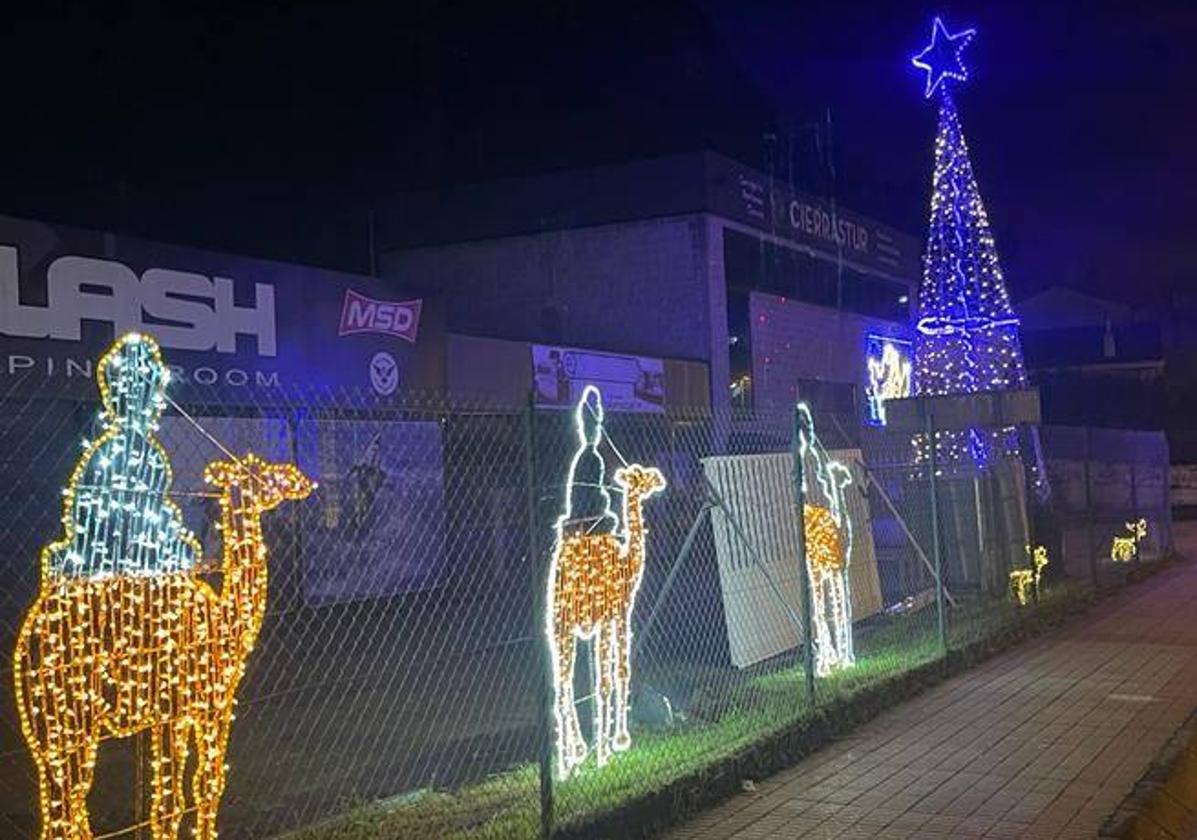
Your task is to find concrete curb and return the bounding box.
[1100,705,1197,839]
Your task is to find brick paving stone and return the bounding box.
[663,554,1197,840]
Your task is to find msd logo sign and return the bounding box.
[338,289,421,343]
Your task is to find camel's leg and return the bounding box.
[593,622,615,767]
[831,573,854,667]
[28,665,98,840]
[193,712,233,840]
[32,748,73,840]
[810,570,834,678]
[611,612,633,752]
[43,738,98,840]
[552,621,587,777]
[149,721,191,840]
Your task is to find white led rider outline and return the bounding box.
[545,385,666,778]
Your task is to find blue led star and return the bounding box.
[911,17,976,99]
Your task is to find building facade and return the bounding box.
[377,152,920,427]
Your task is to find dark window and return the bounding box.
[723,228,909,321]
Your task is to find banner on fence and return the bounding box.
[159,415,295,555]
[297,419,446,604]
[532,343,665,412]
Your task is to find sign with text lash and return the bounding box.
[0,214,443,403]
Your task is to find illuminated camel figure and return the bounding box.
[547,386,665,778]
[13,333,313,840]
[15,454,312,840]
[797,403,856,678]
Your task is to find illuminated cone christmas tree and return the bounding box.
[911,18,1027,467]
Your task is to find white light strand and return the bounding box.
[797,402,856,677]
[546,385,665,778]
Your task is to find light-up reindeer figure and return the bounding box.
[1009,545,1049,606]
[797,403,856,677]
[1111,518,1148,563]
[546,386,665,778]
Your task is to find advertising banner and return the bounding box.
[0,214,442,404]
[532,343,665,412]
[296,419,446,605]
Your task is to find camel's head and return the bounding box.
[204,453,315,512]
[613,463,666,501]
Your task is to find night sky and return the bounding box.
[1,0,1193,303]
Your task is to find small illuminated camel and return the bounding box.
[546,387,665,778]
[548,463,665,778]
[14,453,313,840]
[797,403,856,677]
[804,496,853,677]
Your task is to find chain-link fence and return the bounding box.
[0,371,1172,840]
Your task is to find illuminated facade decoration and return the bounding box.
[546,385,665,778]
[1111,518,1148,562]
[1009,545,1049,606]
[910,18,1028,470]
[865,335,913,426]
[797,403,855,677]
[13,332,313,840]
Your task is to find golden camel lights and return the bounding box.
[13,332,313,840]
[546,386,665,778]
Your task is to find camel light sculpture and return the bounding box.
[546,385,665,779]
[13,332,313,840]
[797,402,856,678]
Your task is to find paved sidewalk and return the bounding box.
[666,551,1197,838]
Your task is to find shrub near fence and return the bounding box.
[0,375,1168,840]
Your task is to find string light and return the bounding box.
[1111,518,1147,563]
[865,335,912,426]
[46,332,201,579]
[909,19,1029,472]
[911,16,976,99]
[13,332,314,840]
[546,385,665,779]
[797,403,855,677]
[1010,545,1049,606]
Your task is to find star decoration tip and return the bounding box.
[911,16,977,99]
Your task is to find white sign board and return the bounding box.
[701,450,881,669]
[532,343,665,412]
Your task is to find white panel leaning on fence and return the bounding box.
[701,406,882,672]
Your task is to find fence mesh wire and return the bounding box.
[0,372,1172,840]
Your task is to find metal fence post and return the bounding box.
[791,405,816,706]
[1130,457,1141,570]
[1084,426,1098,587]
[927,410,947,655]
[526,391,553,840]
